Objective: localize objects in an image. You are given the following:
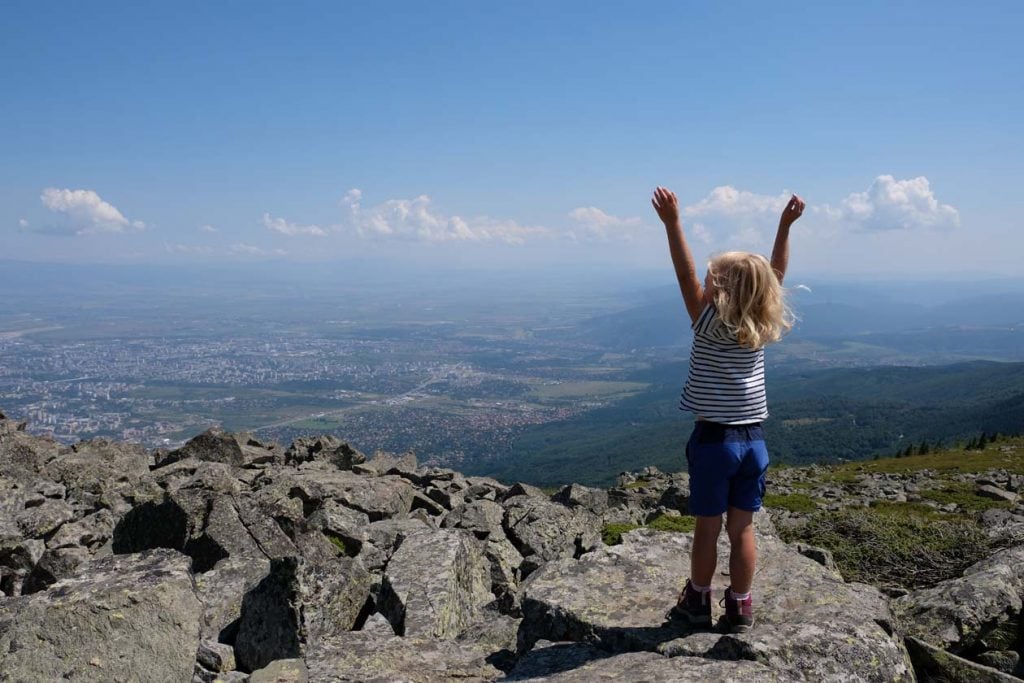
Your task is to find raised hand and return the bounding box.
[651,186,680,226]
[780,194,805,227]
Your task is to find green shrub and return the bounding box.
[763,493,820,513]
[646,513,696,533]
[325,532,354,557]
[919,483,1013,512]
[601,523,639,545]
[777,506,996,589]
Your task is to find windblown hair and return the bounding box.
[707,251,794,349]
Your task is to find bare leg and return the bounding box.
[691,514,723,587]
[725,506,756,593]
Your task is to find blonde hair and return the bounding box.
[707,251,794,349]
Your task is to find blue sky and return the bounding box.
[2,1,1021,277]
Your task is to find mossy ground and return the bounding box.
[771,437,1023,589]
[601,512,695,545]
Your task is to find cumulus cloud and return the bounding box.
[567,207,645,241]
[18,218,29,229]
[39,188,146,235]
[682,186,792,248]
[262,213,328,237]
[824,175,959,231]
[340,188,545,245]
[227,243,287,257]
[199,224,218,233]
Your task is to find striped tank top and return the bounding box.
[679,302,767,424]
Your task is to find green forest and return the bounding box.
[469,360,1024,488]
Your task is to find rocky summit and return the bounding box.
[1,409,1022,682]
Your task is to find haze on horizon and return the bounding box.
[2,2,1021,280]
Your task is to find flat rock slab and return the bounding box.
[504,642,784,682]
[305,629,505,682]
[517,527,912,682]
[0,548,202,683]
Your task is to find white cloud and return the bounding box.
[262,213,328,237]
[164,242,214,256]
[824,175,959,231]
[682,186,792,249]
[567,207,645,241]
[18,218,29,229]
[39,188,146,235]
[227,243,287,257]
[341,188,545,245]
[200,224,218,233]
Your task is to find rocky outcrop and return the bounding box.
[4,410,1024,680]
[0,549,202,682]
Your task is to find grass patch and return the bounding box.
[763,493,821,514]
[601,513,696,545]
[777,505,997,589]
[324,533,356,557]
[601,523,640,545]
[622,478,652,490]
[918,482,1014,512]
[647,513,696,533]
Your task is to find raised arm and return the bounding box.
[652,186,704,324]
[770,194,805,285]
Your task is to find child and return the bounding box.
[651,186,804,633]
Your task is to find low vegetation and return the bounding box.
[601,513,696,545]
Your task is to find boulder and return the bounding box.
[892,544,1024,654]
[550,483,610,515]
[515,523,912,681]
[284,435,365,470]
[158,428,279,469]
[44,437,153,514]
[305,629,505,682]
[442,498,506,540]
[249,658,308,683]
[502,495,603,575]
[0,549,202,682]
[234,554,372,673]
[378,526,494,639]
[905,636,1021,683]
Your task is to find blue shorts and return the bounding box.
[685,421,770,516]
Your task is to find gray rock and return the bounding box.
[44,437,152,513]
[795,542,843,579]
[504,641,784,682]
[378,526,493,639]
[285,435,366,470]
[255,468,417,522]
[159,428,278,469]
[23,545,90,593]
[0,548,202,682]
[502,495,603,573]
[977,484,1021,504]
[15,498,74,539]
[550,483,610,515]
[351,449,417,477]
[516,526,911,681]
[305,629,505,682]
[234,554,372,672]
[905,636,1021,682]
[892,544,1024,654]
[197,639,237,673]
[442,498,506,540]
[47,508,115,549]
[249,658,308,683]
[976,650,1021,676]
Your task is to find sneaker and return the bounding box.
[667,579,712,626]
[720,586,754,633]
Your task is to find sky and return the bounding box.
[2,1,1022,279]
